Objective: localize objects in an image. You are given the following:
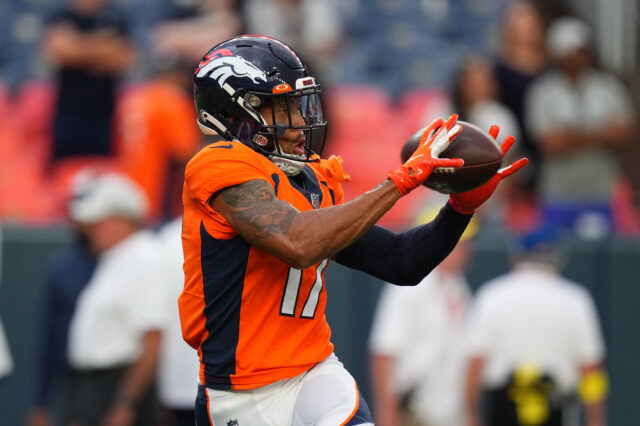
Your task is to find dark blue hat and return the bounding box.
[518,225,562,252]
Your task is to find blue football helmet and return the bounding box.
[193,35,327,175]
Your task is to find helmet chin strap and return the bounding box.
[270,141,305,176]
[271,156,305,176]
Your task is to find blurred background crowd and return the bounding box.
[0,0,638,235]
[0,0,639,425]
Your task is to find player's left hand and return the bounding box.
[449,125,528,214]
[387,114,464,196]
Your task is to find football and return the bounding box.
[401,120,503,194]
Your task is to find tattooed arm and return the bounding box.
[209,179,401,269]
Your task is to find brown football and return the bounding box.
[401,120,503,194]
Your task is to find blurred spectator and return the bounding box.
[243,0,342,84]
[25,222,97,426]
[63,172,167,426]
[42,0,133,161]
[151,0,242,66]
[494,1,549,195]
[452,54,534,231]
[525,17,635,239]
[463,227,608,426]
[155,218,200,426]
[113,57,202,223]
[453,54,521,142]
[369,204,477,426]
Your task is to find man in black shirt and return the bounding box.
[43,0,133,160]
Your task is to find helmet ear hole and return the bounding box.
[235,118,259,143]
[253,134,270,147]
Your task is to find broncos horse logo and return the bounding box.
[196,55,267,87]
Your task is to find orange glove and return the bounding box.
[449,125,528,214]
[387,114,464,196]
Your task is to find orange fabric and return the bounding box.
[180,141,343,390]
[113,81,201,220]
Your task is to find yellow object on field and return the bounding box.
[578,369,608,404]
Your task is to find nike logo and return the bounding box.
[210,143,234,149]
[407,153,424,163]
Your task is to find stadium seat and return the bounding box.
[0,119,57,222]
[12,81,56,140]
[0,83,9,118]
[0,81,127,223]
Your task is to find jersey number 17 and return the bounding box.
[279,259,328,319]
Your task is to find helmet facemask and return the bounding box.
[253,89,326,175]
[197,86,327,176]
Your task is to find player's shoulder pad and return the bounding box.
[186,140,262,172]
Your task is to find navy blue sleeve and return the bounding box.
[334,202,472,285]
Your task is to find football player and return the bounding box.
[179,35,527,426]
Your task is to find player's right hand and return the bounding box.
[387,114,464,196]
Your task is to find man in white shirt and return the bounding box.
[66,172,168,426]
[463,227,607,426]
[524,17,635,238]
[369,209,477,426]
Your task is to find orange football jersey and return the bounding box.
[179,141,346,390]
